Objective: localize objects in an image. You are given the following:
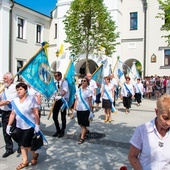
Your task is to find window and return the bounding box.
[17,18,24,38]
[130,12,138,30]
[164,49,170,66]
[17,60,24,81]
[55,23,57,39]
[36,24,42,43]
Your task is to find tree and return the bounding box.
[157,0,170,45]
[63,0,119,73]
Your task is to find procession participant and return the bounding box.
[0,72,18,158]
[27,85,41,117]
[95,81,101,111]
[6,82,40,169]
[120,77,134,114]
[134,78,144,106]
[52,71,69,138]
[86,73,97,110]
[128,94,170,170]
[101,76,115,123]
[73,77,93,144]
[110,73,118,106]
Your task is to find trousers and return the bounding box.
[52,99,67,133]
[1,110,14,151]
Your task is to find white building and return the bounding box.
[0,0,169,83]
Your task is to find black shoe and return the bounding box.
[52,131,60,137]
[17,147,21,154]
[58,132,64,138]
[2,151,14,158]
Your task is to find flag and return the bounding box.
[18,43,56,99]
[59,44,64,55]
[114,60,125,86]
[129,61,140,85]
[92,63,104,95]
[64,60,76,108]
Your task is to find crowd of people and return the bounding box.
[1,71,170,169]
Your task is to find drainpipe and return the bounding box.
[9,0,14,72]
[142,0,147,78]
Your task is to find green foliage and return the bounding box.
[157,0,170,45]
[63,0,119,58]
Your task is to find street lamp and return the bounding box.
[142,0,147,78]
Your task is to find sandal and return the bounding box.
[16,162,29,170]
[78,138,84,145]
[31,153,39,165]
[108,117,112,122]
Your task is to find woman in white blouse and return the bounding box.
[120,77,134,114]
[6,83,40,170]
[128,94,170,170]
[74,77,93,145]
[101,76,114,123]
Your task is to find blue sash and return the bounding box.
[79,88,90,111]
[136,84,142,95]
[124,84,132,95]
[11,100,48,144]
[3,91,12,109]
[60,97,69,111]
[104,87,116,113]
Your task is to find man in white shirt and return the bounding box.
[86,73,97,107]
[52,71,69,138]
[0,72,18,158]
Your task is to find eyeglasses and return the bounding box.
[81,80,87,82]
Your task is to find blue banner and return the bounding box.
[65,60,76,108]
[18,48,56,99]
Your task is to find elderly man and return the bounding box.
[0,72,18,158]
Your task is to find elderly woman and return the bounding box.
[128,94,170,170]
[73,77,93,144]
[6,82,40,169]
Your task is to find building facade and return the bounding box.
[0,0,169,83]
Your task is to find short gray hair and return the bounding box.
[5,72,14,80]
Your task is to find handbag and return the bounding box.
[127,92,132,98]
[10,100,48,149]
[10,125,18,143]
[31,133,43,151]
[124,84,132,98]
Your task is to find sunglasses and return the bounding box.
[54,75,60,77]
[81,80,87,82]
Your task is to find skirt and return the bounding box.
[17,127,34,147]
[95,93,101,104]
[77,110,90,127]
[102,99,112,109]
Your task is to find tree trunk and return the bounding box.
[85,51,90,73]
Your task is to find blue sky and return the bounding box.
[14,0,57,16]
